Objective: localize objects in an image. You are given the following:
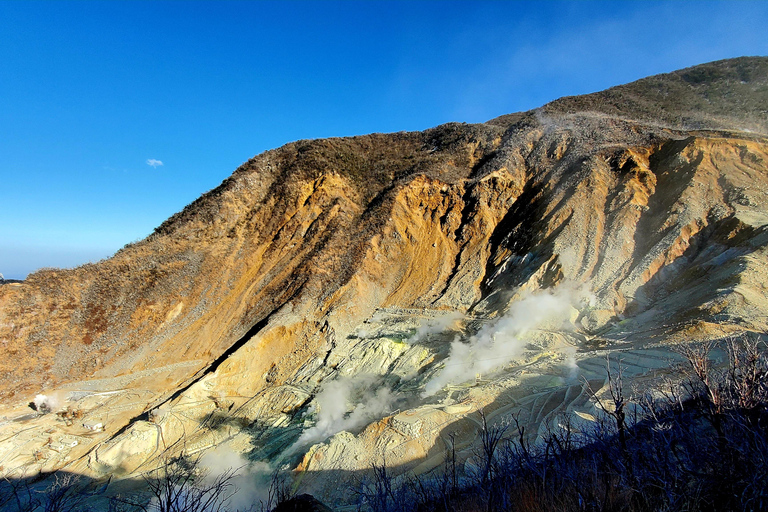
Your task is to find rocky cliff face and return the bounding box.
[1,57,768,505]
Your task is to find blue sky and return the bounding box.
[1,0,767,279]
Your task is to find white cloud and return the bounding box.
[146,159,164,168]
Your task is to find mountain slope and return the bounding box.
[1,57,767,505]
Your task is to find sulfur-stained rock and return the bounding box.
[1,57,768,506]
[89,421,160,476]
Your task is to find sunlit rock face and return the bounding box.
[1,57,768,506]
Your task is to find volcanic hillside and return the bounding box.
[1,56,768,506]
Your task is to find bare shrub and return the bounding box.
[1,473,89,512]
[0,475,38,512]
[349,335,768,511]
[114,455,239,512]
[262,468,294,512]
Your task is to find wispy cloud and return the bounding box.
[146,158,163,168]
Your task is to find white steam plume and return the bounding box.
[423,285,587,396]
[293,374,398,449]
[408,311,464,343]
[198,446,275,510]
[34,394,59,413]
[563,344,579,381]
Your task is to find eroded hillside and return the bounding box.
[1,57,768,506]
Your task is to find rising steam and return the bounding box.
[408,311,465,343]
[33,394,59,413]
[423,285,588,396]
[198,446,276,510]
[293,374,398,449]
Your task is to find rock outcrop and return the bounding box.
[1,57,767,506]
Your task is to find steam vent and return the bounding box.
[2,57,768,509]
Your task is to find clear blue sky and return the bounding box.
[1,0,767,280]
